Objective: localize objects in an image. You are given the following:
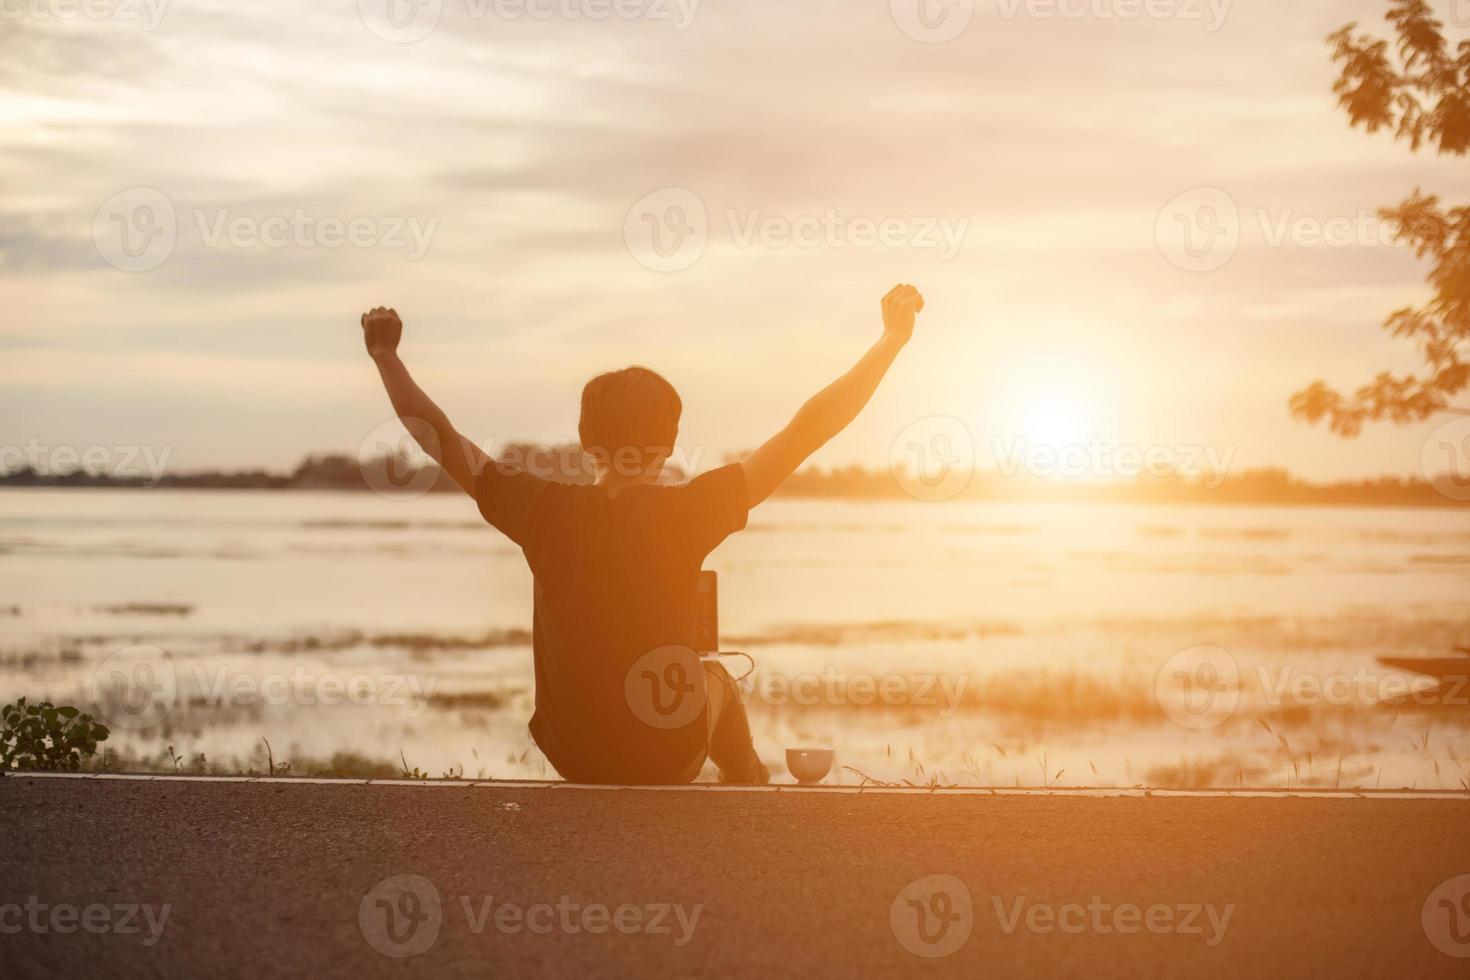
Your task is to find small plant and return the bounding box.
[1,698,110,772]
[260,737,289,776]
[399,750,428,780]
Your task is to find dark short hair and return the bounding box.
[578,367,681,466]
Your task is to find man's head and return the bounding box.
[579,366,681,480]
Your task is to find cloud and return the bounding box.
[1,0,1459,476]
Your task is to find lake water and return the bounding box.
[1,488,1467,788]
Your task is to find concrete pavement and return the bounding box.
[2,774,1469,978]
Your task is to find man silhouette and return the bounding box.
[361,284,924,784]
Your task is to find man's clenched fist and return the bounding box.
[881,284,924,347]
[361,307,402,358]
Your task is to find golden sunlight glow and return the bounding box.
[1018,386,1095,448]
[989,346,1114,453]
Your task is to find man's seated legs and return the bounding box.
[702,660,768,784]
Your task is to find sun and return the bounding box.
[1018,386,1096,449]
[983,341,1119,460]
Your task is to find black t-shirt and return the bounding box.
[475,461,749,783]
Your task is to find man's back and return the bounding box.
[475,462,749,783]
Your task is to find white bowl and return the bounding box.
[786,747,834,785]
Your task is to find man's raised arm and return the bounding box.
[361,306,490,497]
[740,284,924,506]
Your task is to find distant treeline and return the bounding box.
[0,446,1465,508]
[781,464,1467,508]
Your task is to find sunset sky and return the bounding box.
[3,0,1466,481]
